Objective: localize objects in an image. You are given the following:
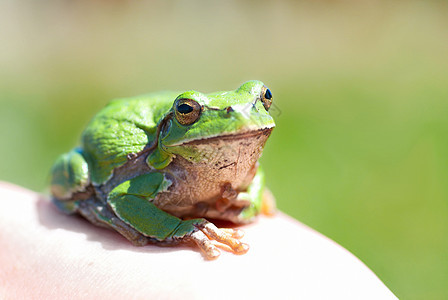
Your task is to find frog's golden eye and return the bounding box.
[261,86,273,111]
[175,99,202,125]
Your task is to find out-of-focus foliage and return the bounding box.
[1,1,447,298]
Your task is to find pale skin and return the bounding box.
[0,182,396,299]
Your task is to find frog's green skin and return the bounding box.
[50,80,275,259]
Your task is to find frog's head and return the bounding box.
[148,80,275,169]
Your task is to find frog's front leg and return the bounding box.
[77,198,151,247]
[225,165,277,224]
[107,173,248,259]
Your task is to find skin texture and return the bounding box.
[0,182,397,299]
[50,81,276,259]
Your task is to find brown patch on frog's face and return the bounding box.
[153,128,273,221]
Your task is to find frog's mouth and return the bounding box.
[181,127,273,146]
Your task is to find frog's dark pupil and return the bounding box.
[265,89,272,100]
[178,103,193,114]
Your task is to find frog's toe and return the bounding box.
[220,228,245,239]
[190,230,221,260]
[200,223,249,255]
[188,223,249,259]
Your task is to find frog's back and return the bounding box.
[81,92,178,184]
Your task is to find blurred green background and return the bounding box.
[1,0,447,298]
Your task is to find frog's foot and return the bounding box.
[190,223,249,260]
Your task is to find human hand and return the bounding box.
[0,182,396,299]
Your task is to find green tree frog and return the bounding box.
[50,80,275,259]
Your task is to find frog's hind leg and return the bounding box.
[50,148,90,214]
[228,165,277,224]
[49,149,152,246]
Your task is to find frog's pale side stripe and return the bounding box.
[169,124,275,147]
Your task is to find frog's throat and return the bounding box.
[152,127,273,218]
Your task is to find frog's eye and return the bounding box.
[260,86,273,111]
[175,99,202,125]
